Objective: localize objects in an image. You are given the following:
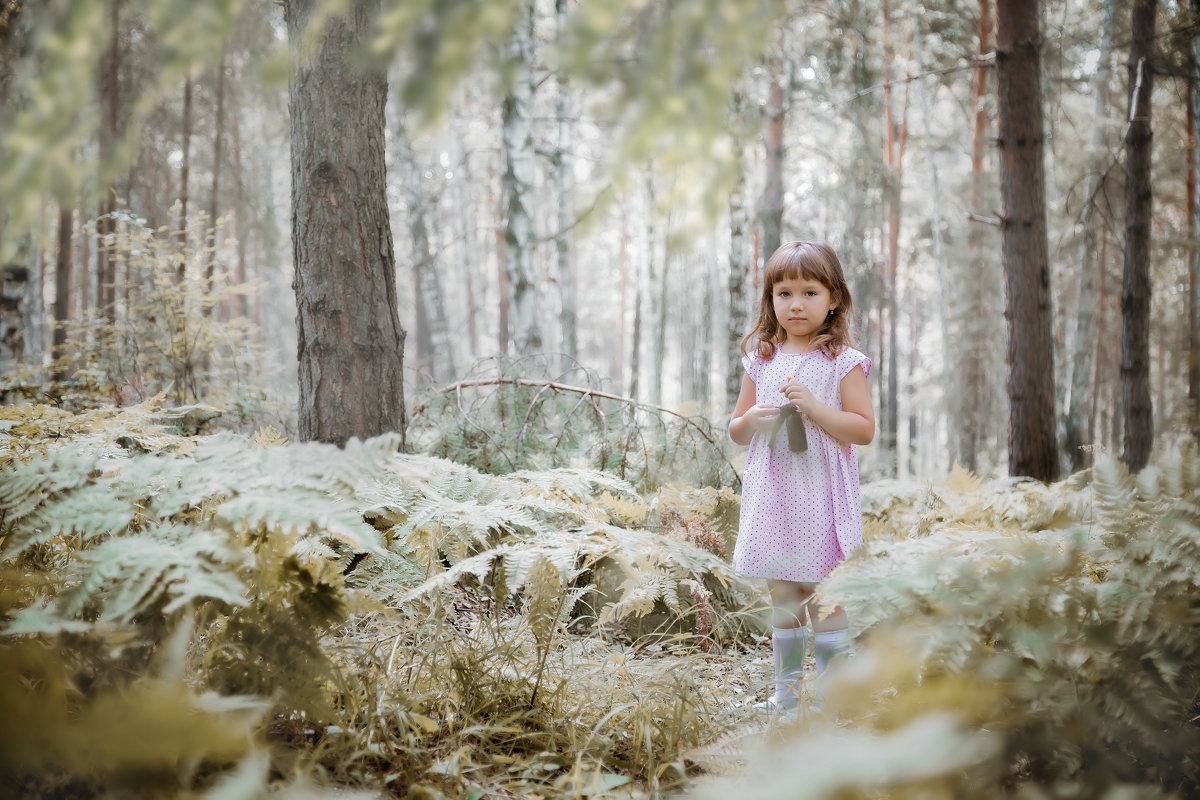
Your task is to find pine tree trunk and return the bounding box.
[954,0,999,473]
[204,49,226,308]
[1064,0,1113,471]
[53,207,72,379]
[554,0,576,369]
[178,74,192,271]
[1191,0,1200,440]
[285,0,407,446]
[96,0,120,322]
[230,107,249,319]
[995,0,1059,481]
[501,1,541,356]
[1121,0,1156,471]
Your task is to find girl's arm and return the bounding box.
[728,374,780,446]
[785,365,875,446]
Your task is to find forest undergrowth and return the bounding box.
[1,394,1198,799]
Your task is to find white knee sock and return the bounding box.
[772,625,808,708]
[813,628,850,676]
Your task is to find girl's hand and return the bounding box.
[783,381,819,415]
[739,403,781,434]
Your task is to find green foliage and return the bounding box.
[0,0,245,254]
[0,400,764,796]
[408,359,739,494]
[724,450,1200,798]
[13,399,1197,798]
[50,211,261,409]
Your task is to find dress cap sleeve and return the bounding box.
[836,347,872,381]
[741,352,764,384]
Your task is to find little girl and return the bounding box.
[728,240,874,712]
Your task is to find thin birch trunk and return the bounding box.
[178,74,192,274]
[728,95,753,410]
[501,1,541,356]
[914,17,951,470]
[396,119,455,382]
[760,62,786,259]
[554,0,576,369]
[1064,0,1113,470]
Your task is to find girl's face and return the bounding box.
[772,276,837,345]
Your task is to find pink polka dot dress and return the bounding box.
[733,345,872,582]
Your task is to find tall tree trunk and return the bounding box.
[1191,0,1200,440]
[995,0,1059,481]
[914,16,952,470]
[489,160,509,354]
[230,107,249,318]
[954,0,998,473]
[616,201,628,383]
[178,74,192,272]
[760,63,786,259]
[53,206,72,379]
[96,0,120,322]
[653,216,672,407]
[285,0,407,446]
[728,95,753,410]
[396,120,455,383]
[554,0,576,369]
[1064,0,1114,471]
[880,0,909,478]
[1121,0,1156,471]
[639,175,658,402]
[204,49,226,308]
[501,0,541,356]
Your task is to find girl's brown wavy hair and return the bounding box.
[740,240,856,361]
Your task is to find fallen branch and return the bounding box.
[408,377,739,482]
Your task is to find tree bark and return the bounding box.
[880,0,908,478]
[178,74,192,274]
[204,48,226,308]
[285,0,407,446]
[501,0,541,356]
[230,106,249,319]
[53,206,72,378]
[1064,0,1114,470]
[727,93,753,411]
[554,0,576,369]
[1121,0,1155,471]
[953,0,999,473]
[760,64,785,260]
[914,16,951,470]
[1191,0,1200,441]
[96,0,120,322]
[995,0,1059,481]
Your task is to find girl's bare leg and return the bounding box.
[767,580,814,628]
